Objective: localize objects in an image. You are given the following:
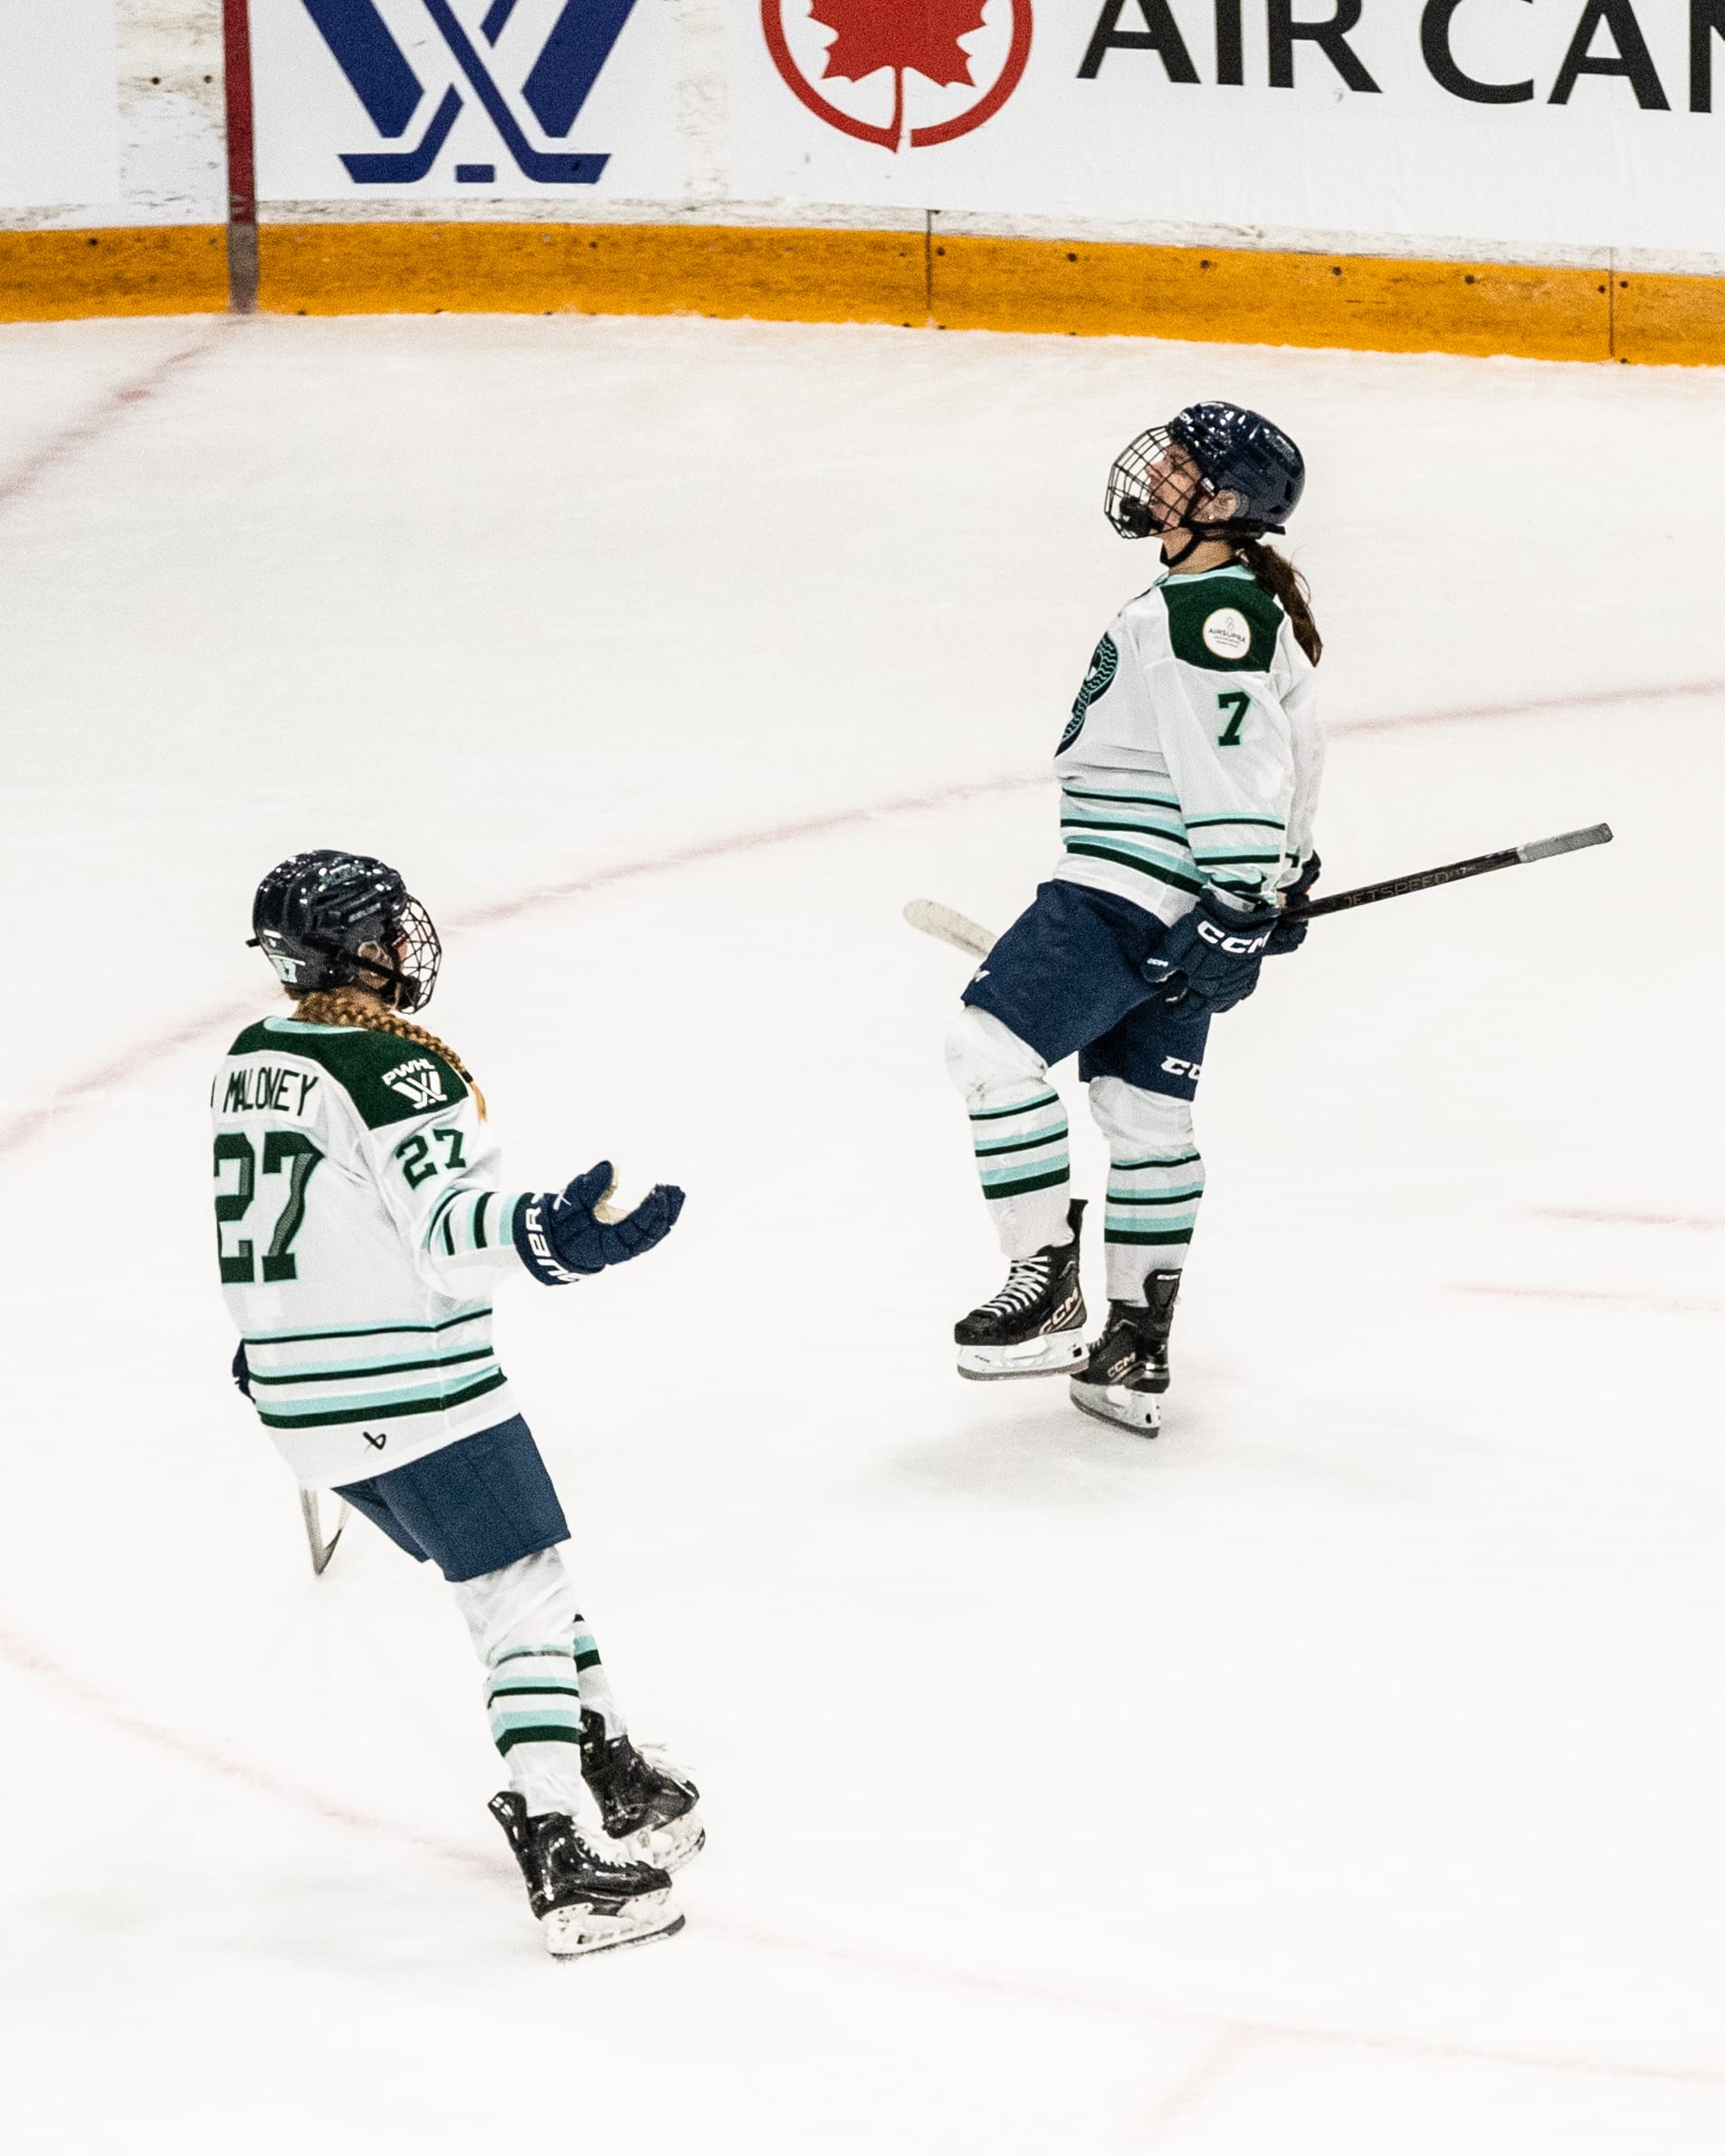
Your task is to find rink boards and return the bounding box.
[5,220,1725,369]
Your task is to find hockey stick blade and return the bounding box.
[300,1488,348,1577]
[903,900,996,960]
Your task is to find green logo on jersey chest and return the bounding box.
[1061,634,1118,753]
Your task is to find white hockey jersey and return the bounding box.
[1053,560,1325,925]
[211,1015,532,1490]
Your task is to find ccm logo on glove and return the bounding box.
[1194,919,1273,957]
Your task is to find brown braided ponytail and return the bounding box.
[1237,537,1323,667]
[291,987,488,1120]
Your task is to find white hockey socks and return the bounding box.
[451,1547,624,1819]
[946,1006,1073,1258]
[1088,1077,1206,1302]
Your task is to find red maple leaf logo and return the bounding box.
[808,0,990,143]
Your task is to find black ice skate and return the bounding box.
[579,1709,705,1873]
[489,1790,682,1959]
[955,1199,1088,1380]
[1069,1268,1182,1434]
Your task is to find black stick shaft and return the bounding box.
[1289,825,1611,921]
[1293,848,1518,919]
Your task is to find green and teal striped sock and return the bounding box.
[969,1083,1073,1257]
[1103,1148,1205,1300]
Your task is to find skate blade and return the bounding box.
[1070,1379,1164,1434]
[958,1331,1088,1381]
[603,1808,706,1875]
[541,1894,683,1960]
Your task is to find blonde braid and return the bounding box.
[292,988,488,1119]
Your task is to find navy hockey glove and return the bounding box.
[1153,890,1278,1016]
[232,1342,252,1398]
[1267,853,1320,957]
[513,1161,685,1286]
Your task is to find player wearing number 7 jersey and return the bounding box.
[212,849,700,1957]
[948,404,1326,1432]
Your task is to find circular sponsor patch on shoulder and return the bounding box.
[1201,607,1253,661]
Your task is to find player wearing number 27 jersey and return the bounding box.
[212,850,701,1959]
[213,1016,527,1490]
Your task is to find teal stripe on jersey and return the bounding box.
[1063,839,1206,896]
[247,1343,497,1387]
[265,1362,502,1413]
[255,1368,506,1430]
[1061,814,1192,846]
[1185,814,1286,831]
[243,1306,492,1348]
[1062,785,1182,810]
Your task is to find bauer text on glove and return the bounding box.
[513,1162,685,1286]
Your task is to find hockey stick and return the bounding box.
[903,824,1612,959]
[299,1488,348,1577]
[1288,824,1612,920]
[902,899,995,959]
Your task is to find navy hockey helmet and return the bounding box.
[1105,402,1306,544]
[250,850,441,1013]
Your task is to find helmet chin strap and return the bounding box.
[1159,523,1234,571]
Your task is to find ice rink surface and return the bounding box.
[1,307,1722,2153]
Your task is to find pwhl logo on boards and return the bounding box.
[300,0,639,184]
[762,1,1033,149]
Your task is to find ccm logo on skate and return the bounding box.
[1195,921,1272,956]
[1160,1056,1202,1080]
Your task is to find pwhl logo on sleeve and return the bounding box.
[762,0,1032,149]
[300,0,639,184]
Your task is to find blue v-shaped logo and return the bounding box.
[302,0,640,184]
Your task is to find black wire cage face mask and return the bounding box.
[1104,425,1222,540]
[348,896,442,1014]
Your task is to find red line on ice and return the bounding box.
[1330,678,1725,735]
[0,334,223,518]
[1532,1206,1725,1232]
[2,1611,1720,2095]
[1455,1283,1725,1317]
[2,411,1721,2090]
[5,1587,1716,2098]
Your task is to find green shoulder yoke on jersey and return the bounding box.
[1161,568,1282,673]
[226,1017,469,1130]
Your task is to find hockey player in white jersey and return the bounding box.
[948,404,1325,1431]
[214,850,701,1957]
